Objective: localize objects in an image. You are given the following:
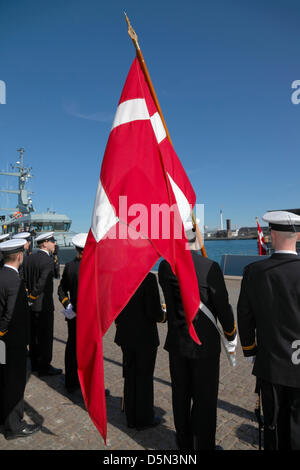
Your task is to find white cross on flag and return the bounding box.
[77,57,201,442]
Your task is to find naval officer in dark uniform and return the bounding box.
[114,272,165,430]
[0,233,10,267]
[23,231,62,376]
[58,233,88,393]
[12,231,32,255]
[238,210,300,450]
[158,220,237,450]
[0,239,41,440]
[12,232,32,280]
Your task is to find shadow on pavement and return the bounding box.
[217,399,254,421]
[27,367,176,450]
[25,350,256,450]
[235,422,260,447]
[24,401,56,436]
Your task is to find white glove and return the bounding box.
[245,355,256,364]
[225,336,238,353]
[61,303,76,320]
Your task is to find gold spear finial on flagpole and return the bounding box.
[124,13,207,257]
[124,11,140,50]
[124,12,172,144]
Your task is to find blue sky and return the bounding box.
[0,0,299,232]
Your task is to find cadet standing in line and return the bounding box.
[58,233,88,393]
[158,221,237,450]
[12,232,31,255]
[114,272,165,430]
[238,210,300,450]
[0,233,10,267]
[12,232,32,280]
[0,239,41,440]
[23,231,62,376]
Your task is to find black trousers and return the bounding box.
[121,346,157,427]
[29,309,54,371]
[169,352,220,450]
[260,379,300,450]
[65,318,79,389]
[0,345,27,433]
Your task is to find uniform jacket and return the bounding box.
[237,253,300,388]
[18,250,30,281]
[114,272,165,349]
[58,257,80,312]
[0,266,30,348]
[23,250,54,312]
[158,251,236,359]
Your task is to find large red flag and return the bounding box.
[77,57,201,442]
[256,217,268,255]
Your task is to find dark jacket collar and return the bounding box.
[2,265,19,276]
[38,249,50,257]
[271,252,299,260]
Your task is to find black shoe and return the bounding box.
[38,365,63,377]
[136,415,161,431]
[5,423,41,440]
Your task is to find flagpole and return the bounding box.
[124,12,207,258]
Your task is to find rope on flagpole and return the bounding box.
[124,12,207,258]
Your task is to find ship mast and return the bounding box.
[0,148,34,214]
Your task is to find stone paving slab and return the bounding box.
[0,276,259,451]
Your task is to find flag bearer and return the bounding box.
[0,239,41,440]
[238,210,300,450]
[58,233,88,393]
[158,220,237,450]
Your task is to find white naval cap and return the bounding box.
[0,233,10,242]
[72,233,88,249]
[0,238,26,254]
[262,210,300,232]
[12,232,31,240]
[35,231,56,244]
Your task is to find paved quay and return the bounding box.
[0,275,259,451]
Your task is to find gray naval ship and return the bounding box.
[0,148,78,264]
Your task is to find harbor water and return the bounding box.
[203,239,258,265]
[151,238,258,272]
